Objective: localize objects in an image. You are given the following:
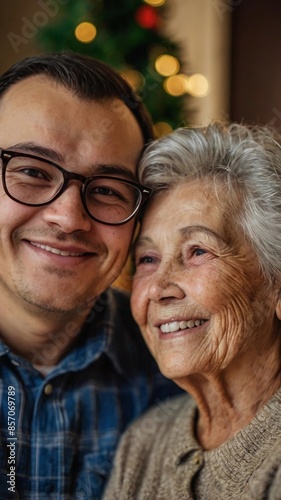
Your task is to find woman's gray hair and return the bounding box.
[138,122,281,282]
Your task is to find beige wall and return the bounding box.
[167,0,231,125]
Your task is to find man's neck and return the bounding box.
[0,298,93,365]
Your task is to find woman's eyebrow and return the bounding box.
[179,225,228,244]
[132,236,154,256]
[133,226,227,253]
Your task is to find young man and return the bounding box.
[0,52,180,499]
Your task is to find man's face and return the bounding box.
[0,75,144,315]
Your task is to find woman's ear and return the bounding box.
[275,291,281,320]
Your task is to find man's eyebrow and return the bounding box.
[7,142,64,163]
[93,164,136,181]
[179,225,228,244]
[6,142,137,180]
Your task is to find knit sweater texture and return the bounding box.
[104,389,281,499]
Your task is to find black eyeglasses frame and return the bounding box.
[0,148,151,226]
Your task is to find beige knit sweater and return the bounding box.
[104,390,281,499]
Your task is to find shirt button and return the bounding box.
[44,384,53,395]
[192,453,202,465]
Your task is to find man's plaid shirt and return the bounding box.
[0,288,181,499]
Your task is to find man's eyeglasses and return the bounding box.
[0,148,151,226]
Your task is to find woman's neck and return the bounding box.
[175,341,281,450]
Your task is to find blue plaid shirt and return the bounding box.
[0,288,181,499]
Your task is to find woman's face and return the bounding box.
[131,180,281,381]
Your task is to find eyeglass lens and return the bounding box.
[4,155,142,224]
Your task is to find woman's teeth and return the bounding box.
[160,319,206,333]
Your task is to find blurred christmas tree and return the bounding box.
[36,0,189,135]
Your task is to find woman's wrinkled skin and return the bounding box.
[131,180,281,449]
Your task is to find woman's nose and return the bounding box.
[147,262,185,303]
[42,184,92,233]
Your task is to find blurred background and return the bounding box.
[1,0,281,132]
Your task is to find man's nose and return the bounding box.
[42,183,92,233]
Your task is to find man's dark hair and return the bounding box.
[0,51,154,144]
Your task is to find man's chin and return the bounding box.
[19,291,96,319]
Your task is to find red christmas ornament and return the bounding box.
[135,5,159,30]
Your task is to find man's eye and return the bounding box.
[90,186,125,201]
[21,168,49,179]
[94,187,114,196]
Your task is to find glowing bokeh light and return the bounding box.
[75,22,97,43]
[155,54,180,77]
[154,121,173,137]
[164,74,189,96]
[122,69,144,90]
[144,0,166,6]
[135,5,158,29]
[186,73,209,97]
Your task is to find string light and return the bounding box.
[154,121,173,137]
[155,54,180,77]
[75,22,97,43]
[144,0,166,6]
[164,74,189,96]
[135,5,159,29]
[122,69,144,90]
[186,73,209,97]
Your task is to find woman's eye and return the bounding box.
[135,255,157,266]
[139,256,154,264]
[193,248,207,257]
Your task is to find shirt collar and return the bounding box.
[0,341,10,357]
[0,288,149,379]
[90,288,150,377]
[43,288,131,376]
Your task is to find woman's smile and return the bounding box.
[158,318,208,334]
[132,181,278,381]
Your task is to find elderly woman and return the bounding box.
[104,123,281,499]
